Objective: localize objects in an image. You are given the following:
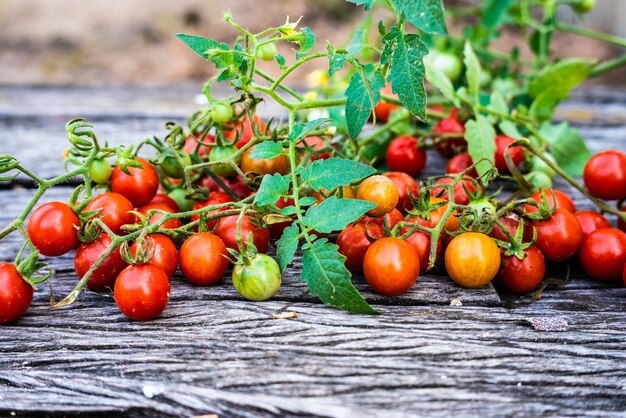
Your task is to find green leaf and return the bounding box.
[301,158,376,191]
[482,0,513,30]
[345,64,385,139]
[249,141,284,159]
[276,54,286,67]
[175,34,220,59]
[389,0,447,35]
[298,27,316,53]
[539,121,591,177]
[465,115,496,179]
[381,27,428,121]
[489,91,508,115]
[499,120,522,139]
[425,59,459,108]
[254,174,290,207]
[346,28,366,56]
[276,224,299,272]
[463,41,481,99]
[288,119,332,142]
[301,238,377,314]
[327,43,347,76]
[345,0,375,10]
[302,196,375,233]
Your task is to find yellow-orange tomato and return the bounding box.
[428,197,460,238]
[311,186,356,203]
[240,145,289,177]
[444,232,501,288]
[357,175,399,217]
[363,237,420,296]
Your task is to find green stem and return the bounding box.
[555,22,626,48]
[590,55,626,78]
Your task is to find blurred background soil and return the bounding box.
[0,0,624,85]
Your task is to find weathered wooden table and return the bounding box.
[0,85,625,418]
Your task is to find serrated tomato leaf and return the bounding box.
[539,121,591,177]
[465,115,496,179]
[276,224,299,272]
[345,63,385,139]
[389,0,447,35]
[302,197,375,233]
[175,34,220,59]
[327,43,347,75]
[254,174,290,207]
[288,119,332,142]
[249,141,284,159]
[425,59,459,108]
[381,27,428,121]
[302,238,377,314]
[300,158,375,191]
[463,41,481,100]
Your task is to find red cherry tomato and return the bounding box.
[357,175,399,217]
[433,109,466,158]
[200,174,252,199]
[136,203,181,230]
[362,208,404,231]
[84,192,134,235]
[191,191,235,231]
[225,115,266,149]
[490,216,533,243]
[269,197,295,239]
[619,204,626,233]
[446,152,477,178]
[525,189,576,213]
[430,177,476,205]
[130,234,178,278]
[149,193,179,213]
[401,216,442,274]
[0,263,33,324]
[27,202,80,257]
[445,232,501,288]
[302,136,331,160]
[184,134,215,156]
[494,135,525,173]
[385,136,427,177]
[179,232,229,286]
[363,237,420,296]
[215,215,270,254]
[74,234,127,290]
[114,264,170,321]
[497,246,545,293]
[583,150,626,201]
[532,208,583,262]
[383,171,419,213]
[574,210,611,238]
[337,221,385,273]
[579,228,626,282]
[110,158,159,208]
[373,83,399,123]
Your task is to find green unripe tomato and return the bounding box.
[167,187,194,212]
[525,171,553,192]
[211,103,234,124]
[530,153,557,178]
[573,0,595,14]
[161,151,192,179]
[232,254,282,301]
[491,78,518,96]
[89,158,112,184]
[209,145,239,178]
[459,199,497,230]
[257,43,278,61]
[425,50,463,82]
[479,68,492,88]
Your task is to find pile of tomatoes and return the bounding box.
[1,106,625,325]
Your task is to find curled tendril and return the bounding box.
[0,154,20,181]
[66,118,98,152]
[164,122,187,147]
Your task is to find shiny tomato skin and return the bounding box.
[494,135,525,173]
[215,215,270,254]
[84,192,134,235]
[490,216,533,244]
[525,189,576,213]
[240,145,289,177]
[383,171,419,213]
[225,116,266,149]
[183,134,215,157]
[433,109,467,158]
[357,175,399,217]
[0,263,33,324]
[114,264,170,321]
[401,217,442,274]
[428,197,460,242]
[27,202,80,257]
[619,205,626,233]
[363,237,420,296]
[232,254,282,301]
[532,208,583,262]
[446,152,477,178]
[130,234,178,278]
[583,150,626,201]
[373,83,399,123]
[303,136,331,160]
[110,158,159,208]
[149,193,179,213]
[445,232,501,288]
[430,177,476,205]
[497,246,546,293]
[385,136,427,177]
[574,210,611,238]
[362,208,404,231]
[579,228,626,282]
[74,234,127,290]
[337,221,385,273]
[179,232,229,286]
[191,191,235,231]
[137,203,181,230]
